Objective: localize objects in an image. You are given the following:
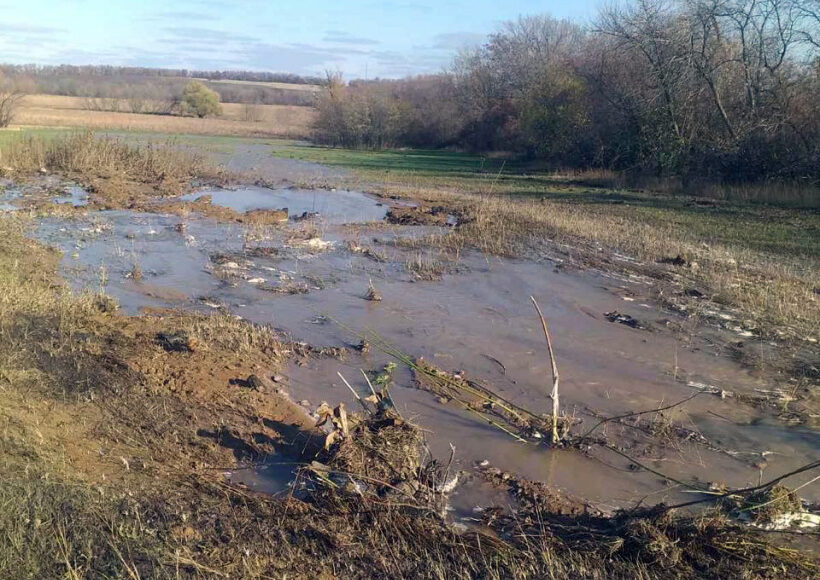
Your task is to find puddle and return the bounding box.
[29,206,820,510]
[181,187,387,224]
[0,187,21,211]
[54,185,89,207]
[446,477,519,525]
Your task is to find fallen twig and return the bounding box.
[580,391,703,440]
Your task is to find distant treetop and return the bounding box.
[0,64,323,86]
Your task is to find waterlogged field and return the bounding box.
[0,132,817,577]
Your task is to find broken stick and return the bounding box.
[530,296,561,443]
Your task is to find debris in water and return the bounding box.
[125,263,143,281]
[412,358,571,442]
[292,211,320,221]
[364,279,382,302]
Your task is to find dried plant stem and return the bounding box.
[580,391,703,440]
[530,296,560,443]
[337,371,370,413]
[361,368,378,398]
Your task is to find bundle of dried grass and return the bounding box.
[412,358,571,443]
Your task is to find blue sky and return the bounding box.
[0,0,599,78]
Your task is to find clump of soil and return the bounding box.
[244,208,289,224]
[245,246,281,258]
[155,329,196,352]
[258,281,310,295]
[346,240,387,261]
[605,310,646,329]
[387,205,451,226]
[660,254,690,267]
[319,408,426,495]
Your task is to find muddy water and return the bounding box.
[54,185,89,207]
[181,186,388,223]
[1,182,89,210]
[0,184,21,211]
[32,187,819,512]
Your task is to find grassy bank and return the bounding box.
[1,131,229,207]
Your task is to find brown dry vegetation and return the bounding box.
[0,131,226,206]
[14,94,316,138]
[198,77,321,92]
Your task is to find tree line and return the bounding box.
[0,64,322,85]
[0,65,319,107]
[315,0,820,184]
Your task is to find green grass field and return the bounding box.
[269,142,820,261]
[0,127,72,146]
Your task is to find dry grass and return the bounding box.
[0,131,225,203]
[14,94,316,138]
[196,77,322,92]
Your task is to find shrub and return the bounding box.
[179,81,222,118]
[0,92,23,128]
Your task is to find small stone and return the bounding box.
[247,374,264,391]
[271,374,284,383]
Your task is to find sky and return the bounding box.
[0,0,599,79]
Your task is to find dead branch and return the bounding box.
[580,391,703,440]
[530,296,560,443]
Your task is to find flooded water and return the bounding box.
[0,186,21,211]
[181,186,388,223]
[54,185,89,207]
[1,182,90,210]
[30,187,820,512]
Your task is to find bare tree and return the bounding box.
[0,91,24,127]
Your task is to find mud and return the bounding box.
[31,192,820,511]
